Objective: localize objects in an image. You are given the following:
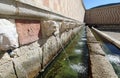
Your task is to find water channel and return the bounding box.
[37,26,89,78]
[92,29,120,78]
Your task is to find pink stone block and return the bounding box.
[16,19,41,45]
[43,0,49,7]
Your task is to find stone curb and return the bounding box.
[92,27,120,49]
[86,27,118,78]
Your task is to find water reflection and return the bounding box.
[106,54,120,65]
[101,43,120,77]
[37,27,89,78]
[70,63,86,73]
[74,49,82,54]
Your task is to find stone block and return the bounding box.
[60,22,70,33]
[87,37,97,43]
[16,19,40,45]
[0,52,16,78]
[43,0,49,7]
[60,32,69,45]
[12,41,42,78]
[0,19,19,50]
[41,20,59,39]
[42,36,59,67]
[87,43,105,56]
[69,22,76,29]
[0,53,11,65]
[90,55,118,78]
[67,30,73,39]
[73,27,80,35]
[0,61,17,78]
[93,27,120,49]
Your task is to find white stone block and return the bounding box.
[0,61,17,78]
[0,53,16,78]
[0,19,19,50]
[12,41,42,78]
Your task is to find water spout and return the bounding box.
[55,36,72,66]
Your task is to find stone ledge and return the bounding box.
[86,27,118,78]
[92,27,120,49]
[0,0,80,22]
[90,54,118,78]
[87,43,105,56]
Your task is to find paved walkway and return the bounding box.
[102,31,120,41]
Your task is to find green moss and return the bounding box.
[43,27,85,78]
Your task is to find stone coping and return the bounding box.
[92,27,120,49]
[0,0,81,22]
[86,27,118,78]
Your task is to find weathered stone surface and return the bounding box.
[0,53,11,65]
[67,30,73,40]
[42,36,59,67]
[102,31,120,41]
[12,41,42,78]
[60,22,70,33]
[90,55,118,78]
[60,32,69,44]
[0,61,17,78]
[16,0,47,10]
[69,23,76,29]
[0,53,16,78]
[60,29,75,45]
[87,37,97,43]
[17,0,85,21]
[88,43,105,56]
[0,19,19,50]
[16,19,40,45]
[87,27,118,78]
[93,27,120,49]
[41,20,59,39]
[86,27,97,43]
[0,0,16,15]
[43,0,49,7]
[73,27,81,35]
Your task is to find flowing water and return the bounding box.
[92,29,120,78]
[37,26,89,78]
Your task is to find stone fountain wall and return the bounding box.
[0,0,85,78]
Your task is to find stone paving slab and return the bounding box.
[102,31,120,41]
[93,27,120,49]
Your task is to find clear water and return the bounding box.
[37,27,89,78]
[102,43,120,77]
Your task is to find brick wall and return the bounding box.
[85,4,120,25]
